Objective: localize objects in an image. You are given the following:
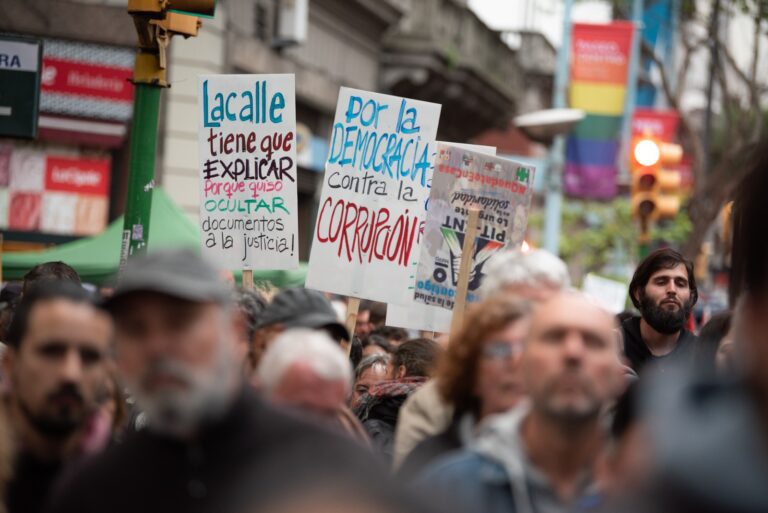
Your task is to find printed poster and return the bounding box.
[198,74,298,270]
[413,144,536,310]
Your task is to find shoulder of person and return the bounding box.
[420,449,506,486]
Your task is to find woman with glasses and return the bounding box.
[399,296,531,478]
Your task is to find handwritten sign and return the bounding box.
[413,144,536,309]
[305,87,441,303]
[198,74,298,270]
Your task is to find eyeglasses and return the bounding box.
[482,340,525,360]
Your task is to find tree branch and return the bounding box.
[642,38,706,182]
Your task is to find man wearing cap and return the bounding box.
[48,249,373,513]
[250,287,349,370]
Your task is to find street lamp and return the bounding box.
[514,108,585,255]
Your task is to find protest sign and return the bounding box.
[305,87,441,303]
[198,74,298,270]
[386,303,451,333]
[387,144,496,333]
[413,144,536,309]
[582,273,628,313]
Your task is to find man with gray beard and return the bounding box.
[420,291,625,513]
[47,250,375,513]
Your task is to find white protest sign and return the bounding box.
[413,144,536,309]
[198,74,298,270]
[305,87,441,303]
[386,303,451,333]
[582,273,628,313]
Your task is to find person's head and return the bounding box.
[695,311,733,375]
[351,354,390,408]
[728,142,768,401]
[389,338,441,380]
[629,248,698,335]
[360,334,393,358]
[438,296,531,419]
[355,301,374,338]
[257,329,352,420]
[480,249,570,301]
[4,282,112,444]
[104,249,240,438]
[369,326,409,348]
[521,291,623,425]
[0,283,21,342]
[233,288,267,373]
[22,261,81,296]
[368,302,387,329]
[256,288,349,354]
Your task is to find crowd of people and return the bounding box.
[0,149,766,513]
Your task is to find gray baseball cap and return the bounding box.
[259,287,349,341]
[104,248,232,309]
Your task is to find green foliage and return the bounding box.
[531,197,692,276]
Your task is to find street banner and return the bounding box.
[631,108,679,140]
[413,144,535,310]
[582,273,628,314]
[198,74,298,270]
[305,87,441,303]
[565,21,634,199]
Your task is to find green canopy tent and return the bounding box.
[2,187,308,287]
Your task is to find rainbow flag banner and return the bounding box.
[564,21,635,199]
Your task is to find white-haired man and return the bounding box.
[258,329,352,419]
[393,249,571,469]
[258,329,368,445]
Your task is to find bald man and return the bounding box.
[421,291,625,513]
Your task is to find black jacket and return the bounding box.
[47,388,375,513]
[621,316,697,374]
[616,374,768,513]
[7,452,63,513]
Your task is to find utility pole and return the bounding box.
[542,0,573,256]
[120,1,213,270]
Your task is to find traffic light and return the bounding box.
[128,0,216,86]
[630,136,683,221]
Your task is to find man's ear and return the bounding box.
[396,365,407,380]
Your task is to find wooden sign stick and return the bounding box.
[343,297,361,356]
[242,269,254,289]
[449,207,480,341]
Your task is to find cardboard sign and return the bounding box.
[198,74,298,270]
[413,144,536,309]
[305,87,441,303]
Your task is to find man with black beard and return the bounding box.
[3,282,112,513]
[622,248,698,374]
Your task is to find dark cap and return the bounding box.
[259,287,349,341]
[104,249,232,309]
